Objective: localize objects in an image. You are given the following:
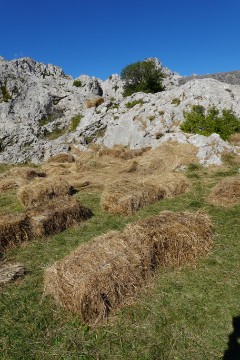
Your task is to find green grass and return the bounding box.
[125,99,145,109]
[0,168,240,359]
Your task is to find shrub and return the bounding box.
[121,59,165,97]
[125,99,145,109]
[1,85,11,102]
[180,105,240,140]
[73,80,82,87]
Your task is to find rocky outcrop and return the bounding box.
[0,56,239,166]
[178,70,240,86]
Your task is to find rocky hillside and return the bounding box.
[178,70,240,86]
[0,56,239,165]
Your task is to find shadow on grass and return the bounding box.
[223,316,240,360]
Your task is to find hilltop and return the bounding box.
[0,56,239,165]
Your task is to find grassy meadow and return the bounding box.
[0,152,240,360]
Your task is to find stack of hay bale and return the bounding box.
[0,177,93,254]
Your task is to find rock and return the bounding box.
[0,263,26,285]
[0,56,239,166]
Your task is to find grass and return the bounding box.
[69,114,83,132]
[125,99,145,109]
[0,163,240,359]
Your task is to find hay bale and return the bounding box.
[0,179,18,193]
[101,175,189,215]
[17,178,73,208]
[47,153,75,164]
[0,213,32,253]
[101,179,166,215]
[208,175,240,207]
[86,97,104,108]
[44,211,212,324]
[27,197,93,237]
[9,167,46,180]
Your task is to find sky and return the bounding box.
[1,0,240,80]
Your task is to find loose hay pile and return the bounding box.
[44,211,213,324]
[101,175,189,215]
[208,175,240,207]
[27,197,93,237]
[18,178,73,208]
[47,153,75,163]
[0,213,32,253]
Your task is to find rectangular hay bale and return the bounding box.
[27,197,93,237]
[17,178,73,208]
[101,174,189,215]
[0,213,32,254]
[44,211,212,324]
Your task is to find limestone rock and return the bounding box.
[0,263,26,285]
[0,56,239,166]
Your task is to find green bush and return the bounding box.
[73,80,82,87]
[121,59,165,97]
[180,105,240,140]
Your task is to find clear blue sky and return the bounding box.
[1,0,239,79]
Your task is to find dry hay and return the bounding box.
[47,153,75,164]
[9,167,46,181]
[86,97,104,108]
[137,142,198,175]
[17,178,73,208]
[0,213,32,253]
[0,179,19,193]
[101,179,165,215]
[44,211,212,324]
[97,145,149,160]
[229,133,240,146]
[208,175,240,207]
[101,174,189,215]
[27,197,93,237]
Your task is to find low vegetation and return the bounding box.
[181,105,240,140]
[69,114,83,132]
[125,99,145,108]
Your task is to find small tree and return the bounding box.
[120,59,165,97]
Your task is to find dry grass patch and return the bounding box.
[229,133,240,146]
[101,174,189,215]
[9,167,46,181]
[86,97,104,108]
[47,153,75,163]
[0,213,32,253]
[97,145,148,160]
[208,175,240,207]
[27,197,93,237]
[0,179,19,193]
[44,211,212,324]
[137,142,198,174]
[18,178,73,208]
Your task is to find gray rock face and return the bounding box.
[0,56,239,166]
[179,70,240,86]
[0,263,26,285]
